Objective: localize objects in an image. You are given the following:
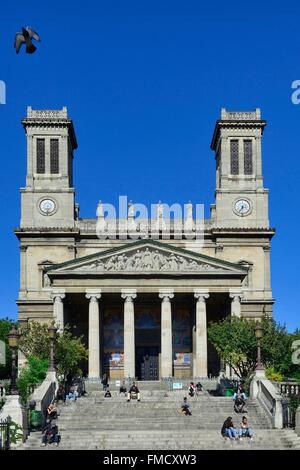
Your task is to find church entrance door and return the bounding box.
[136,347,159,380]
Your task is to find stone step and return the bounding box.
[23,391,300,450]
[25,428,300,450]
[27,432,298,438]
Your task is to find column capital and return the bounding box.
[229,292,243,301]
[194,291,209,302]
[51,291,65,301]
[86,291,101,301]
[159,290,174,300]
[121,289,137,301]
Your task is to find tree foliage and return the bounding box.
[19,321,49,360]
[208,315,300,380]
[55,328,88,384]
[17,355,49,404]
[208,316,257,379]
[18,321,88,385]
[0,318,14,379]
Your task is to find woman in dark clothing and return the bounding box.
[101,373,109,391]
[56,385,66,402]
[221,417,238,440]
[41,421,60,446]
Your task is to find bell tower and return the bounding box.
[20,107,78,228]
[210,108,269,228]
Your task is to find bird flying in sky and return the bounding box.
[14,27,41,54]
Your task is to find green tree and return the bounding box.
[19,321,49,359]
[208,316,257,379]
[0,318,14,380]
[17,355,49,404]
[208,315,298,380]
[55,328,88,384]
[259,316,295,379]
[281,329,300,380]
[18,321,88,385]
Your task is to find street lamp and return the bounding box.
[7,324,20,395]
[48,324,57,372]
[255,323,264,371]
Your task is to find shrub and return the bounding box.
[17,355,49,404]
[265,367,283,382]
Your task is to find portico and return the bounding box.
[45,239,247,380]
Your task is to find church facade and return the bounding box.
[16,107,275,380]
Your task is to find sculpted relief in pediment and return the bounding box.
[72,247,220,273]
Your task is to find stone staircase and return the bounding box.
[23,388,300,450]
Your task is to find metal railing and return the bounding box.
[0,416,11,450]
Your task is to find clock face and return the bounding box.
[39,199,56,215]
[234,199,251,216]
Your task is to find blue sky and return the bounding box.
[0,1,299,330]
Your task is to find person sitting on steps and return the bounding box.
[41,420,60,447]
[127,382,140,402]
[119,380,127,396]
[188,382,196,397]
[65,386,78,402]
[196,382,203,394]
[239,416,254,440]
[56,384,66,403]
[104,386,112,398]
[221,417,239,440]
[180,397,192,416]
[46,403,58,422]
[233,391,246,413]
[234,385,247,401]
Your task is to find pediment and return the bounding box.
[46,240,247,277]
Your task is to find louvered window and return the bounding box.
[230,140,239,175]
[244,140,253,175]
[36,139,45,173]
[50,139,59,174]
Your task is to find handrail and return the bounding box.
[251,375,283,428]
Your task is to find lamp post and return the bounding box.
[255,323,264,371]
[48,324,57,372]
[7,324,20,395]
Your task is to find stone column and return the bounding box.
[263,246,271,291]
[86,293,101,379]
[159,291,174,378]
[121,290,137,379]
[51,292,65,331]
[230,293,242,318]
[194,292,209,378]
[20,245,27,296]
